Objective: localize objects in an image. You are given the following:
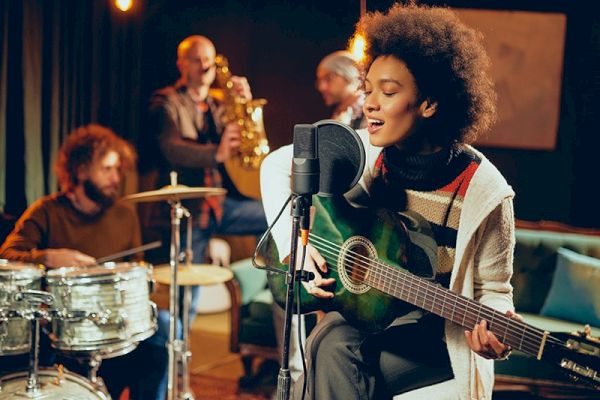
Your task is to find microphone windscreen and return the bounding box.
[293,124,317,159]
[314,120,365,196]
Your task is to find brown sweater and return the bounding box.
[0,193,141,264]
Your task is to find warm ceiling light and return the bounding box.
[115,0,133,12]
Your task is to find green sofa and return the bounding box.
[494,226,600,398]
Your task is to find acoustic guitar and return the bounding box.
[263,195,600,389]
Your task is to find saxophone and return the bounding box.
[214,55,269,199]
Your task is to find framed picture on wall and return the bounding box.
[456,9,566,150]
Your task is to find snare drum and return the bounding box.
[46,262,157,358]
[0,260,43,356]
[0,367,110,399]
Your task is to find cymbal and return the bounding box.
[123,185,226,203]
[153,264,233,286]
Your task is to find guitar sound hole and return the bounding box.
[338,236,376,294]
[346,245,369,285]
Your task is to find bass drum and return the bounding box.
[0,368,110,399]
[0,260,43,355]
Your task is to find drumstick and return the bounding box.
[96,241,162,264]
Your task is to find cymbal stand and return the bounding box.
[179,206,195,400]
[166,197,186,400]
[85,352,104,386]
[166,171,195,400]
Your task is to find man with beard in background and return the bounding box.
[0,124,140,267]
[0,124,165,400]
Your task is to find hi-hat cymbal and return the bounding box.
[123,185,226,203]
[153,264,233,286]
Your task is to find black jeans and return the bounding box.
[294,312,454,400]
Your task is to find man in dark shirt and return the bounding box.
[0,124,164,399]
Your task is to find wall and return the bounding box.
[2,0,600,227]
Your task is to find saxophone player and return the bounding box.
[142,35,268,399]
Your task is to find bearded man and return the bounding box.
[0,124,140,266]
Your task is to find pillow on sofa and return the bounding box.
[540,247,600,327]
[512,241,558,313]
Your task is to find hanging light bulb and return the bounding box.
[115,0,133,12]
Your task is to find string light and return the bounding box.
[115,0,133,12]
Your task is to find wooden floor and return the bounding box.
[182,309,275,399]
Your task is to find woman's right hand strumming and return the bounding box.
[294,243,335,299]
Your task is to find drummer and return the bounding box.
[0,124,166,399]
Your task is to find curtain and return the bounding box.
[0,0,8,212]
[0,0,143,216]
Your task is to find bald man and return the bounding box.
[316,50,366,129]
[145,34,267,267]
[144,35,268,399]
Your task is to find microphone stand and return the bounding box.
[276,194,312,400]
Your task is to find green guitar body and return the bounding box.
[264,195,434,333]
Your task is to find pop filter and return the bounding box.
[314,119,365,196]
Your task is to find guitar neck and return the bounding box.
[367,260,549,358]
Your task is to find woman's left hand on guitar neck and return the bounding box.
[465,310,523,360]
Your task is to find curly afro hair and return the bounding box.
[358,3,497,146]
[55,124,136,192]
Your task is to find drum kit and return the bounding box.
[0,174,233,400]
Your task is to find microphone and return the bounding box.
[291,124,319,196]
[291,124,319,236]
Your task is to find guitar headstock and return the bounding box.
[546,325,600,389]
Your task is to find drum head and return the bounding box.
[0,368,109,399]
[0,259,43,279]
[46,262,151,282]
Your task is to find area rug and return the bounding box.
[190,373,274,400]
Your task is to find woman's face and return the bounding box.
[363,55,430,149]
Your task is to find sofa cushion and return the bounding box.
[540,248,600,327]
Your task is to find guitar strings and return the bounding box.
[306,233,565,354]
[310,242,546,356]
[310,232,567,351]
[309,232,567,352]
[309,235,558,355]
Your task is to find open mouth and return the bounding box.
[367,118,384,133]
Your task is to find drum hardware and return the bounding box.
[0,261,43,356]
[86,307,127,331]
[13,289,55,305]
[124,172,229,400]
[7,289,56,396]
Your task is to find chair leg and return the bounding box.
[239,355,257,388]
